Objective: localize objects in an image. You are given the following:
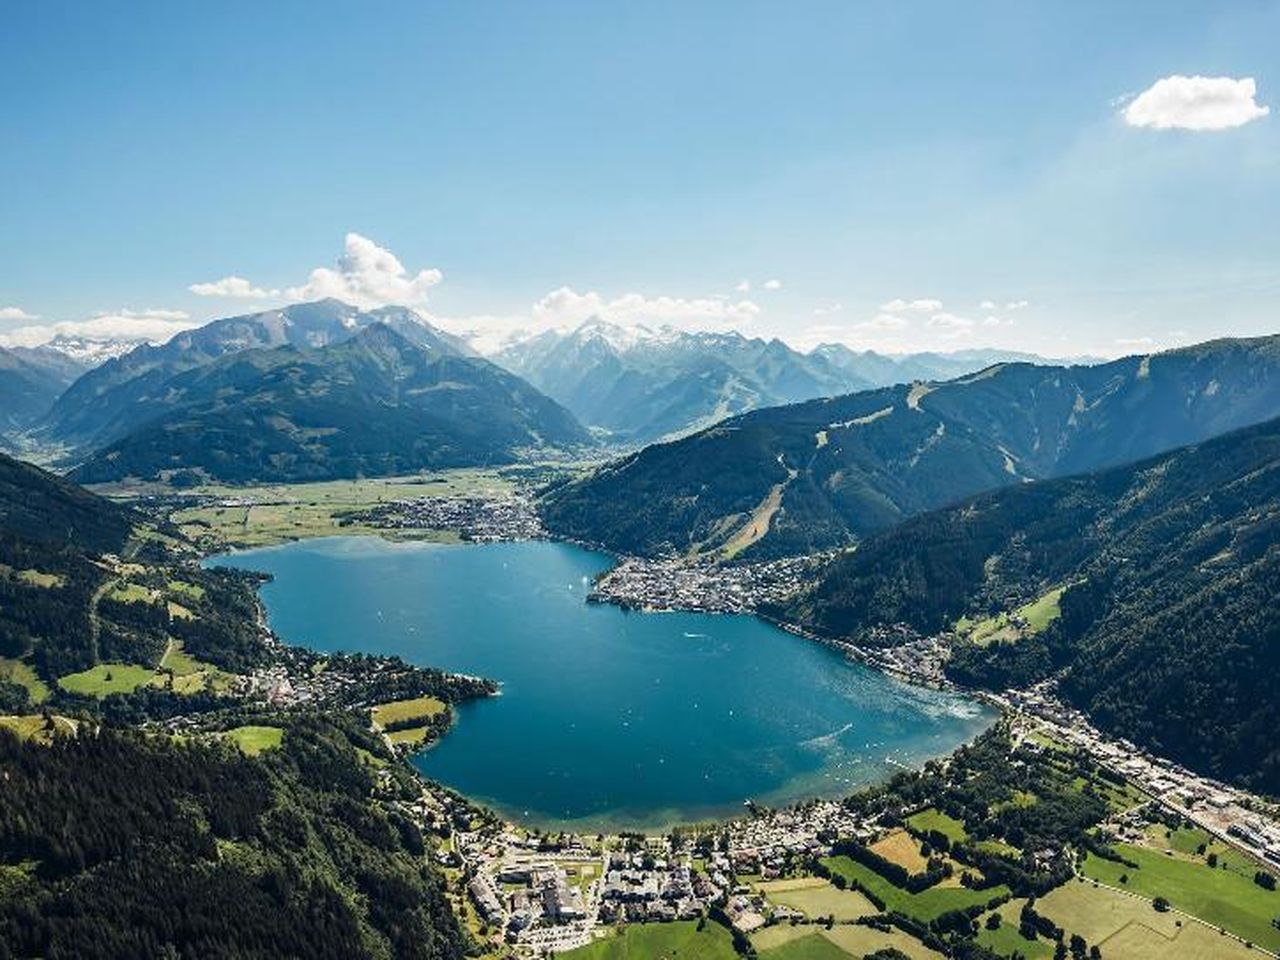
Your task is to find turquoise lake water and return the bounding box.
[213,537,994,830]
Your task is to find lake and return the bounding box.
[212,537,995,831]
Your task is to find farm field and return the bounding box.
[95,470,516,548]
[0,714,77,744]
[0,657,49,703]
[974,899,1054,959]
[752,922,944,959]
[560,919,738,959]
[371,695,446,727]
[224,725,284,756]
[755,877,878,921]
[819,855,1006,922]
[904,808,968,844]
[1038,879,1264,960]
[56,663,161,697]
[1079,839,1280,950]
[870,829,931,873]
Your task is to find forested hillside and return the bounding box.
[770,416,1280,793]
[0,717,468,959]
[68,323,589,484]
[542,335,1280,558]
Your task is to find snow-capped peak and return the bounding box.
[42,334,146,366]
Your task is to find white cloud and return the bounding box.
[531,286,761,332]
[980,298,1029,311]
[0,308,196,348]
[982,315,1014,327]
[881,297,944,313]
[1123,75,1269,131]
[189,275,279,298]
[979,300,997,310]
[762,278,782,291]
[284,233,443,308]
[927,312,975,332]
[0,306,39,322]
[735,280,751,293]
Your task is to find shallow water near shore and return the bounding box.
[212,537,995,831]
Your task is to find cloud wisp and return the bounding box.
[0,308,196,348]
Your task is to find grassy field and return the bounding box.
[957,586,1065,646]
[57,663,162,697]
[974,839,1022,858]
[1039,879,1264,960]
[820,856,1006,922]
[167,579,206,600]
[560,919,738,959]
[0,657,49,703]
[870,829,931,873]
[755,877,878,921]
[0,714,78,744]
[905,808,968,844]
[109,581,159,604]
[224,725,284,756]
[752,922,944,960]
[108,470,516,548]
[0,562,65,589]
[160,641,238,694]
[371,695,446,728]
[975,898,1055,959]
[1080,838,1280,950]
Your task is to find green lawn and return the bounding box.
[757,932,850,960]
[1039,879,1263,960]
[560,920,738,959]
[0,657,49,704]
[57,663,161,697]
[905,808,968,844]
[0,714,78,744]
[753,924,943,960]
[975,899,1054,959]
[224,725,284,756]
[756,877,878,921]
[166,579,206,600]
[1080,841,1280,951]
[109,581,158,604]
[1017,586,1064,632]
[371,695,446,728]
[820,856,1007,923]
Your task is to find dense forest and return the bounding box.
[0,717,468,959]
[770,416,1280,794]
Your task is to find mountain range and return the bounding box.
[768,413,1280,794]
[493,319,1083,444]
[64,316,588,484]
[0,345,90,438]
[540,334,1280,558]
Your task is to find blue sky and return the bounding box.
[1,1,1277,356]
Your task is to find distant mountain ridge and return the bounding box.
[540,334,1280,558]
[493,319,1081,443]
[68,320,589,484]
[0,345,92,439]
[38,299,429,449]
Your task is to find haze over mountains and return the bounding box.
[541,335,1280,558]
[493,318,1087,443]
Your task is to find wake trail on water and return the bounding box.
[799,722,854,748]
